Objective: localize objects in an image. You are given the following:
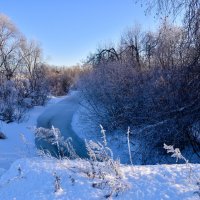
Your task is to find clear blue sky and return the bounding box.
[0,0,157,66]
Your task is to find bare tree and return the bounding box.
[137,0,200,65]
[0,14,23,81]
[20,39,42,89]
[142,31,157,68]
[0,13,50,122]
[119,25,143,68]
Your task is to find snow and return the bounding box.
[71,104,134,164]
[71,101,100,142]
[37,91,88,158]
[0,95,67,171]
[0,158,199,200]
[1,92,200,200]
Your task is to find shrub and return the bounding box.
[0,81,27,123]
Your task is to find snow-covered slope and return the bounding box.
[0,158,199,200]
[0,95,67,170]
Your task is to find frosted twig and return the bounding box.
[127,127,133,165]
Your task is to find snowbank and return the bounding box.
[71,105,134,164]
[0,158,199,200]
[0,95,67,170]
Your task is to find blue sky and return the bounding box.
[0,0,157,66]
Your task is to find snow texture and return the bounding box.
[0,158,199,200]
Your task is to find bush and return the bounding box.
[46,65,83,96]
[0,81,27,123]
[78,20,200,163]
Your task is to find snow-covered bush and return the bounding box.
[35,126,78,159]
[0,78,49,123]
[163,143,200,197]
[163,144,188,163]
[79,62,196,164]
[84,125,129,198]
[78,61,137,130]
[78,20,200,163]
[0,81,27,123]
[0,14,49,123]
[35,125,129,198]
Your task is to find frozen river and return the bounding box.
[36,91,88,158]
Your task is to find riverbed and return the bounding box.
[36,91,88,158]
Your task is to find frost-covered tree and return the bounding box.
[0,13,49,122]
[0,14,22,81]
[79,17,200,163]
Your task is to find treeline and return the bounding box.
[46,65,83,96]
[78,19,200,163]
[0,14,82,123]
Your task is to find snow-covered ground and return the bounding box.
[0,158,200,200]
[72,104,133,164]
[1,92,200,200]
[0,95,66,171]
